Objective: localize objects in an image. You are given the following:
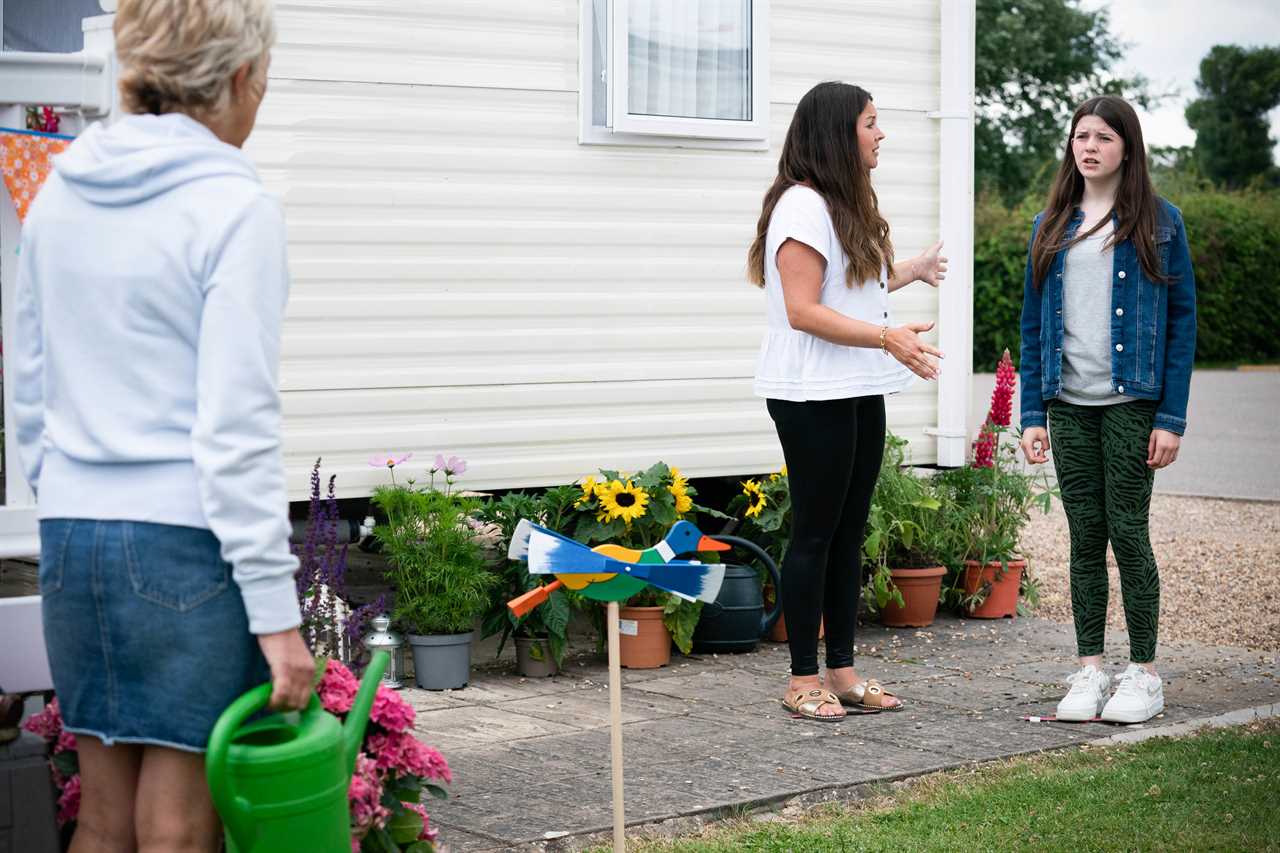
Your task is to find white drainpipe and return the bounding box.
[925,0,976,467]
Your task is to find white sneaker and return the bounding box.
[1056,665,1110,721]
[1101,664,1163,723]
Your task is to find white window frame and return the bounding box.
[579,0,769,151]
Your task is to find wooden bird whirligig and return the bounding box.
[504,519,730,852]
[506,519,729,615]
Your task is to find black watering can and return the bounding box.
[691,535,782,654]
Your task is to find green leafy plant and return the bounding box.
[476,487,580,666]
[371,457,497,636]
[861,433,944,614]
[933,354,1055,614]
[557,462,725,654]
[725,466,791,572]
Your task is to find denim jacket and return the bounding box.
[1019,198,1197,435]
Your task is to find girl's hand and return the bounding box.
[884,322,943,380]
[1147,429,1180,469]
[916,241,948,287]
[1021,427,1050,464]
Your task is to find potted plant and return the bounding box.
[559,462,722,668]
[934,351,1055,618]
[371,453,497,689]
[477,486,581,677]
[862,433,946,628]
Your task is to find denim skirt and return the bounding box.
[39,519,271,752]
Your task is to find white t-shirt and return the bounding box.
[753,185,913,401]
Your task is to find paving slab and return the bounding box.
[409,614,1280,852]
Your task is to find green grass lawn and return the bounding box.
[606,720,1280,853]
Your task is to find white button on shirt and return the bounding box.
[754,186,912,401]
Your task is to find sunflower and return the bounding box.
[575,476,598,508]
[597,479,650,524]
[769,464,788,482]
[667,467,693,515]
[742,479,767,518]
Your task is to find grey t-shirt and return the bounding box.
[1060,224,1136,406]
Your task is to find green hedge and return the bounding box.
[973,188,1280,368]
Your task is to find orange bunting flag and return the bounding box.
[1,130,72,224]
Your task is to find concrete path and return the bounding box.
[414,618,1279,851]
[971,369,1279,501]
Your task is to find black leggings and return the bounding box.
[767,395,886,677]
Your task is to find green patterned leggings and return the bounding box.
[1048,399,1159,663]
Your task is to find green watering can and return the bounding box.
[206,651,389,853]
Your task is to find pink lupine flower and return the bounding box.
[990,349,1016,428]
[368,452,413,469]
[56,774,80,826]
[369,686,415,734]
[317,659,359,714]
[973,420,997,469]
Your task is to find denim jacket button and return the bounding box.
[1116,344,1124,352]
[1118,385,1125,393]
[1118,271,1127,279]
[1116,308,1124,317]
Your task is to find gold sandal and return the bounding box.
[835,678,903,711]
[781,688,846,722]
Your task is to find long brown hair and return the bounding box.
[748,82,892,287]
[1030,95,1169,289]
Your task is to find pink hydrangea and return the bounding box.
[369,686,415,734]
[403,801,439,843]
[400,736,452,784]
[22,698,62,741]
[348,753,389,835]
[318,659,359,714]
[54,729,77,754]
[56,774,80,826]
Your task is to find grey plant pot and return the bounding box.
[407,631,473,690]
[514,635,558,678]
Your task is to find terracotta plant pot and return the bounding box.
[618,606,671,669]
[766,612,823,643]
[962,559,1026,619]
[880,566,946,627]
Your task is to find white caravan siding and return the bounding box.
[252,0,944,499]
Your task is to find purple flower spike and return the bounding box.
[368,452,412,469]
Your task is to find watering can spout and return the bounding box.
[344,651,389,775]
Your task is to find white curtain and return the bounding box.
[627,0,751,122]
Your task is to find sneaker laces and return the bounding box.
[1065,667,1101,693]
[1113,666,1151,696]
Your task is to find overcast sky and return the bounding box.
[1093,0,1280,156]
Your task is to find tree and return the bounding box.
[1184,45,1280,189]
[976,0,1153,203]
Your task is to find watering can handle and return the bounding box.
[206,683,321,850]
[711,534,783,637]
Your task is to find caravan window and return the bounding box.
[2,0,103,53]
[581,0,769,149]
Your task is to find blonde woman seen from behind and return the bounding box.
[11,1,313,850]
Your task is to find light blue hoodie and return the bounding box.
[12,113,300,634]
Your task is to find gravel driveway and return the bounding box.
[1022,494,1280,652]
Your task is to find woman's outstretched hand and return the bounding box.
[884,321,943,380]
[916,241,948,287]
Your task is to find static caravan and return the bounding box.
[1,0,975,554]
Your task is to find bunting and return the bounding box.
[1,128,73,224]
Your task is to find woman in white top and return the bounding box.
[748,82,946,721]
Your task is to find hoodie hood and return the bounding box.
[54,112,260,206]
